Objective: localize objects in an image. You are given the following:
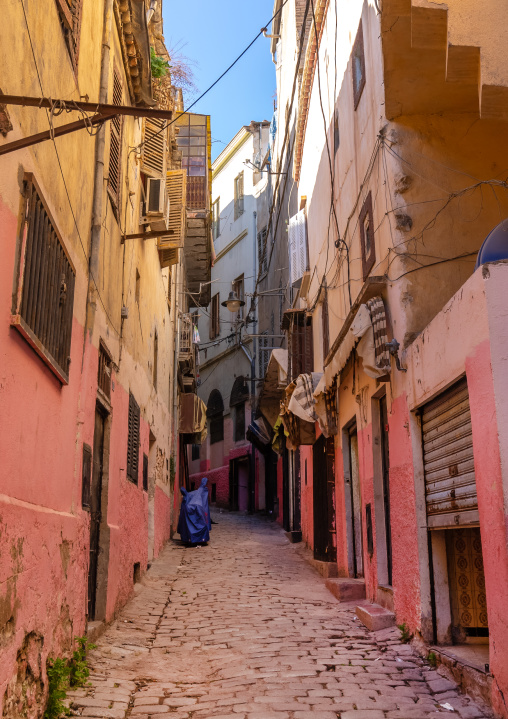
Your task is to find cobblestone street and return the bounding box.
[70,513,489,719]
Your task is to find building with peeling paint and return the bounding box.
[0,0,210,715]
[260,1,508,716]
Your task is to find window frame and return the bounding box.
[232,275,245,322]
[359,191,376,280]
[54,0,82,73]
[212,197,220,240]
[11,173,76,384]
[257,226,268,277]
[352,19,366,109]
[234,172,244,220]
[210,293,220,339]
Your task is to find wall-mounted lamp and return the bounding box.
[261,27,280,39]
[222,291,245,313]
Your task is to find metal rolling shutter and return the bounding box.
[422,378,478,528]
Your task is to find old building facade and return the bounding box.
[188,122,271,513]
[0,0,209,714]
[262,0,508,716]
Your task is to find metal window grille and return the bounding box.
[234,172,244,220]
[180,315,193,355]
[258,335,270,379]
[98,342,112,399]
[142,454,148,492]
[108,72,123,213]
[12,175,76,383]
[127,392,140,483]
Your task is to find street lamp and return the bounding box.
[221,291,245,313]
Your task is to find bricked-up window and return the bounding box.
[127,393,140,483]
[11,174,76,384]
[234,172,244,220]
[207,390,224,444]
[108,72,123,215]
[352,20,366,109]
[210,293,220,339]
[55,0,82,72]
[212,198,220,240]
[359,191,375,280]
[143,454,148,492]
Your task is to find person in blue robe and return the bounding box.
[177,478,211,545]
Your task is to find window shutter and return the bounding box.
[288,209,308,286]
[161,169,187,251]
[127,393,140,483]
[142,118,167,178]
[159,248,179,269]
[108,72,123,211]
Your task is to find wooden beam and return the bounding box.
[0,113,115,156]
[0,94,173,120]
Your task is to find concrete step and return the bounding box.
[355,602,396,631]
[309,558,339,578]
[325,578,366,602]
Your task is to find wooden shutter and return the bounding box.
[142,117,167,178]
[161,169,187,251]
[127,392,140,483]
[108,72,123,211]
[288,209,308,287]
[322,297,330,360]
[422,379,478,528]
[55,0,82,71]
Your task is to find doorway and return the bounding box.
[313,434,337,562]
[344,423,364,577]
[88,407,105,620]
[229,455,250,512]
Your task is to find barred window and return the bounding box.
[127,393,140,483]
[11,175,76,384]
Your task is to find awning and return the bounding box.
[258,348,288,427]
[179,393,207,441]
[246,417,272,454]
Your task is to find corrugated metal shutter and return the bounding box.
[422,378,478,528]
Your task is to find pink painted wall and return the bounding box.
[105,382,149,619]
[466,340,508,718]
[153,486,171,559]
[387,396,423,629]
[300,446,313,546]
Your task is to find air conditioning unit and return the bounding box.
[145,177,170,232]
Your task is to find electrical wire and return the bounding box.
[133,0,291,153]
[19,0,122,336]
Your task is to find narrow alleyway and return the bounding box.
[70,514,489,719]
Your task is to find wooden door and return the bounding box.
[380,396,392,585]
[88,408,105,619]
[313,435,337,562]
[349,428,364,577]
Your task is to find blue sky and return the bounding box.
[162,0,276,159]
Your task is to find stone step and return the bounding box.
[325,578,366,602]
[355,602,396,631]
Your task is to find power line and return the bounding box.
[134,0,291,153]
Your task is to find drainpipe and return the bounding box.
[85,0,114,337]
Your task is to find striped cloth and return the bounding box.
[288,373,318,423]
[366,296,390,370]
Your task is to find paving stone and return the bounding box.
[78,513,488,719]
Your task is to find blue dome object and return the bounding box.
[475,218,508,269]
